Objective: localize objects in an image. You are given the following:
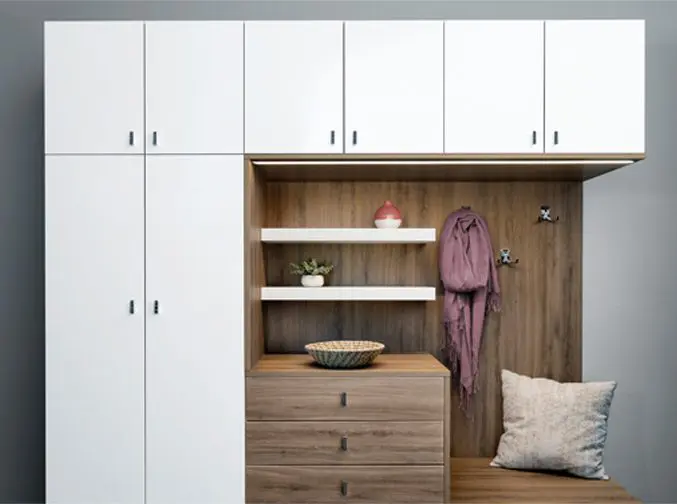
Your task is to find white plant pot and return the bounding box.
[374,218,402,229]
[301,275,325,287]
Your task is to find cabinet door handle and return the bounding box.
[330,130,335,145]
[352,131,357,145]
[554,130,559,145]
[532,131,537,145]
[129,131,135,146]
[153,300,160,314]
[152,131,158,146]
[340,435,348,451]
[340,480,348,497]
[129,300,135,314]
[340,392,347,407]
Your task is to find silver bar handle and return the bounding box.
[129,131,134,146]
[554,130,559,145]
[152,131,158,146]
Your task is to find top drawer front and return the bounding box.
[246,377,444,420]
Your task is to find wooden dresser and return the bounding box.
[245,353,451,503]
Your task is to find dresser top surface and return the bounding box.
[247,353,450,377]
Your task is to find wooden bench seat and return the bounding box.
[451,458,640,503]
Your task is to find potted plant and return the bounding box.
[289,258,334,287]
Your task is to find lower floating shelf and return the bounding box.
[260,286,437,301]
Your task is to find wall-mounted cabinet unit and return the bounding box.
[245,21,344,154]
[544,20,645,154]
[46,18,646,504]
[344,21,444,154]
[445,20,545,154]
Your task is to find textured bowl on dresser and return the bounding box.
[305,340,385,369]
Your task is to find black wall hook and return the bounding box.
[497,248,519,267]
[537,205,559,223]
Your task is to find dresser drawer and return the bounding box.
[246,377,444,420]
[247,421,443,465]
[246,465,444,503]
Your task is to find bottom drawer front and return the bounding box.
[246,465,444,504]
[247,421,444,465]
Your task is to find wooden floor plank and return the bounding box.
[451,458,641,503]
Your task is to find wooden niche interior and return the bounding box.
[244,157,583,458]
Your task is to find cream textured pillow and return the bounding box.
[491,369,617,479]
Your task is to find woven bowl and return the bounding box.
[305,340,385,369]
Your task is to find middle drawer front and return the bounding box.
[247,421,444,465]
[246,376,444,420]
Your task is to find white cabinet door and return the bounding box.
[344,21,444,153]
[445,21,544,154]
[146,22,244,154]
[145,156,245,504]
[44,22,144,154]
[245,21,344,154]
[545,20,645,154]
[46,156,145,504]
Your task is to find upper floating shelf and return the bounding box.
[261,286,436,301]
[261,228,436,244]
[250,154,644,182]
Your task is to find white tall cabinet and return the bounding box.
[45,21,245,504]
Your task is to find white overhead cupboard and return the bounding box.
[244,19,644,155]
[44,21,243,155]
[44,19,645,504]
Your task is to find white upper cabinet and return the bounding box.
[445,21,545,154]
[344,21,444,154]
[145,21,244,154]
[45,22,144,154]
[245,21,343,154]
[544,20,645,154]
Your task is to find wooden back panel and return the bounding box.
[260,180,581,457]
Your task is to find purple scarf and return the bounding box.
[439,208,501,411]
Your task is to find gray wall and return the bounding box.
[0,1,674,502]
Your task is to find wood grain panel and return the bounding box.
[246,465,445,503]
[262,180,582,456]
[249,153,644,182]
[247,353,449,377]
[244,159,265,370]
[246,376,444,421]
[450,458,640,503]
[246,421,443,465]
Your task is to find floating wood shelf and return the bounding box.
[261,227,436,243]
[250,154,644,182]
[260,286,437,301]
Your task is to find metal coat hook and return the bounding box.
[497,248,519,267]
[537,205,559,223]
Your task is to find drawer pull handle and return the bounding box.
[340,392,347,407]
[340,435,348,451]
[340,480,348,497]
